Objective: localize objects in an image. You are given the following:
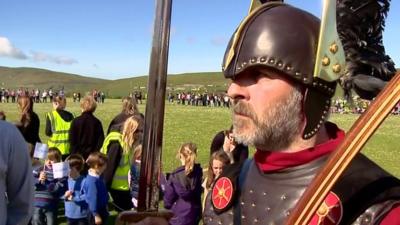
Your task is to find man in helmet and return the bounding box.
[203,2,400,225]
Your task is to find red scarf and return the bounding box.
[254,125,345,172]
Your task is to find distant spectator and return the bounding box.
[69,95,104,161]
[46,96,74,160]
[107,96,143,134]
[0,120,33,225]
[16,96,41,145]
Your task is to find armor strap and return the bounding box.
[233,159,253,225]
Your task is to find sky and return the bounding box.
[1,0,399,80]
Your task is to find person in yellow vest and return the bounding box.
[102,115,143,211]
[45,95,74,160]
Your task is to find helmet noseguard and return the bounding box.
[223,2,345,139]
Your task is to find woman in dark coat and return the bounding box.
[107,96,144,134]
[16,96,41,145]
[69,95,104,160]
[210,126,248,164]
[164,143,203,225]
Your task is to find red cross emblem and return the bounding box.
[309,191,343,225]
[212,177,233,210]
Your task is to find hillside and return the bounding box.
[0,66,108,92]
[107,72,227,97]
[0,66,227,97]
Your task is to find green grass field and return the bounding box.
[1,98,399,224]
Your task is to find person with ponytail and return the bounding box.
[102,115,143,211]
[16,96,41,145]
[164,142,203,225]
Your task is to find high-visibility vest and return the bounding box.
[47,110,72,155]
[101,132,130,191]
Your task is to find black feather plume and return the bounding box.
[337,0,396,100]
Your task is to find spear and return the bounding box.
[116,0,173,223]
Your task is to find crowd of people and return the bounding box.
[0,93,245,225]
[167,92,231,108]
[0,87,62,103]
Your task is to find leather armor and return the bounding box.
[203,154,400,225]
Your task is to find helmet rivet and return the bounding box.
[332,64,341,73]
[242,62,247,66]
[251,58,257,63]
[277,61,283,67]
[330,42,339,54]
[303,77,308,82]
[237,66,242,70]
[295,72,301,76]
[322,56,330,66]
[260,57,266,62]
[268,59,275,64]
[285,65,292,71]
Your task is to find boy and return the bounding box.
[64,154,89,225]
[32,147,67,225]
[83,152,109,225]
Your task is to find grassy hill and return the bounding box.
[0,66,107,92]
[0,66,226,97]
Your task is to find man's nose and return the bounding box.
[227,82,246,103]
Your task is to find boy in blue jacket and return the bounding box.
[83,152,109,225]
[64,154,89,225]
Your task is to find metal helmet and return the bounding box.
[222,1,346,139]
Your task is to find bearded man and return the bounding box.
[203,1,400,225]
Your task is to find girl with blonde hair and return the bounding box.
[164,142,203,225]
[102,115,143,211]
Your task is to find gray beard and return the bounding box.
[231,87,303,151]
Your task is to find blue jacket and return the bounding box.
[130,162,140,199]
[164,164,203,225]
[65,176,89,219]
[83,174,109,217]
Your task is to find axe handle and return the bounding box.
[286,72,400,225]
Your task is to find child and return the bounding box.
[128,144,142,209]
[32,147,67,225]
[64,154,89,225]
[202,150,230,210]
[163,142,203,225]
[83,152,109,225]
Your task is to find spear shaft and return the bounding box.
[137,0,173,212]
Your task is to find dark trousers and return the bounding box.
[67,218,89,225]
[88,213,108,225]
[109,189,133,211]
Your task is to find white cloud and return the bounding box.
[30,51,78,65]
[0,36,28,59]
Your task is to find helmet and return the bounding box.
[222,2,345,139]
